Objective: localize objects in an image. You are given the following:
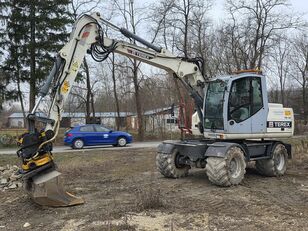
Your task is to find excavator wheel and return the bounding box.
[256,143,287,177]
[206,146,246,186]
[156,148,190,178]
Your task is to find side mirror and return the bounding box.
[109,130,113,133]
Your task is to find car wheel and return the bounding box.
[117,137,127,147]
[73,139,84,149]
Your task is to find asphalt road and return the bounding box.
[0,141,161,155]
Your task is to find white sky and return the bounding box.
[209,0,308,22]
[4,0,308,110]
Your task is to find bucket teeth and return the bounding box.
[24,170,84,207]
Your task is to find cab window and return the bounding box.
[228,77,263,123]
[204,80,226,130]
[251,78,263,114]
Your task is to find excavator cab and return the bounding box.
[203,71,293,139]
[203,72,269,138]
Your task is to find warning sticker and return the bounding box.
[61,81,70,94]
[71,61,79,72]
[267,121,292,128]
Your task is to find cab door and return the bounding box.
[250,77,267,133]
[227,76,267,134]
[227,77,252,134]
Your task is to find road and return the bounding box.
[0,141,161,155]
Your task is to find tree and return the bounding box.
[223,0,301,70]
[151,0,212,137]
[0,70,18,112]
[0,1,20,112]
[111,0,150,140]
[1,0,72,112]
[0,1,26,118]
[268,36,292,105]
[291,33,308,123]
[110,53,121,130]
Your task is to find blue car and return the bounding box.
[64,124,133,149]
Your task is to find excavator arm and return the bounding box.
[17,12,205,207]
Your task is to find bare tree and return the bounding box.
[110,0,151,140]
[291,33,308,123]
[268,36,292,105]
[224,0,302,70]
[150,0,212,137]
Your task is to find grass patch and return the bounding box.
[135,173,165,211]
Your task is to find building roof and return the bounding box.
[9,112,46,118]
[144,106,179,116]
[9,112,133,119]
[62,112,133,118]
[9,107,177,119]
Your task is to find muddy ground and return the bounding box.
[0,143,308,231]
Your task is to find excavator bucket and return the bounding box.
[24,170,84,207]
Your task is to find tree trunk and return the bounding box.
[173,77,184,140]
[133,60,144,141]
[303,84,307,124]
[111,53,121,130]
[129,0,144,141]
[29,2,36,111]
[17,69,26,128]
[280,77,285,105]
[84,58,92,123]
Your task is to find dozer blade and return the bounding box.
[25,170,84,207]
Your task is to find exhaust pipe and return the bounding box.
[24,170,84,207]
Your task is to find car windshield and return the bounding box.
[204,80,226,130]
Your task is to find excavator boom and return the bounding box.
[17,12,205,207]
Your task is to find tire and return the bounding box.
[256,143,287,176]
[117,137,127,147]
[156,148,190,178]
[206,146,246,187]
[72,139,84,149]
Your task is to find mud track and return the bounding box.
[0,147,307,230]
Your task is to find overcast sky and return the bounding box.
[209,0,308,22]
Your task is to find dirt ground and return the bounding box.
[0,143,308,231]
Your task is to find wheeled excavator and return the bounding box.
[17,12,294,207]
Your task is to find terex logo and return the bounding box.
[267,121,292,128]
[274,122,291,127]
[127,48,154,59]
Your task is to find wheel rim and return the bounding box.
[118,138,126,146]
[229,157,241,178]
[275,152,285,171]
[75,140,83,148]
[174,152,186,168]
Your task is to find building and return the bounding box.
[60,112,133,129]
[7,112,132,129]
[142,106,180,133]
[7,107,182,132]
[7,112,46,128]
